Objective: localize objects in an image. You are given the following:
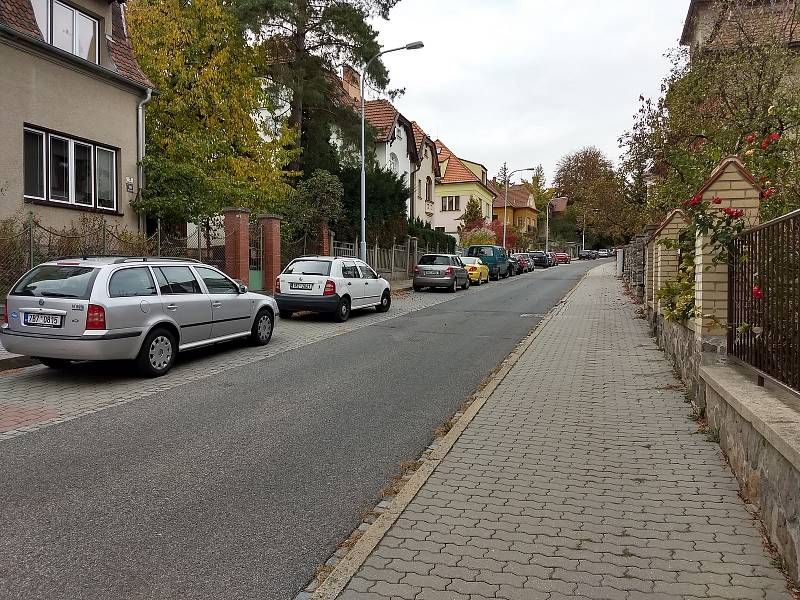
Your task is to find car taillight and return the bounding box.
[413,266,420,274]
[275,277,281,293]
[86,304,106,330]
[444,267,454,276]
[323,280,336,296]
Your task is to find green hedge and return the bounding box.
[409,218,456,252]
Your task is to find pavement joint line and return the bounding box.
[307,267,593,600]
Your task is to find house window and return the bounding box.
[517,217,524,227]
[31,0,99,64]
[441,196,460,211]
[417,178,422,199]
[24,126,117,211]
[23,130,45,200]
[426,177,433,202]
[389,152,399,174]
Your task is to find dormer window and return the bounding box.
[31,0,99,64]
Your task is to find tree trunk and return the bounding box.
[288,2,308,172]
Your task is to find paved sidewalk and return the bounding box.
[338,264,789,600]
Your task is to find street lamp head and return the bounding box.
[405,41,424,50]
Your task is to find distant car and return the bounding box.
[413,254,470,292]
[511,253,533,272]
[578,250,594,260]
[508,256,522,276]
[1,257,277,377]
[554,253,571,264]
[528,251,550,268]
[598,249,610,258]
[546,252,559,267]
[460,256,490,285]
[465,245,510,280]
[276,256,391,322]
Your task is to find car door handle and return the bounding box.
[365,282,369,285]
[211,301,222,308]
[347,282,352,286]
[166,304,178,311]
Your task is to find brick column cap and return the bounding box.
[257,213,283,221]
[223,207,251,214]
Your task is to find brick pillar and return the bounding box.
[653,211,689,314]
[693,158,761,338]
[223,207,250,285]
[318,221,330,256]
[259,213,282,294]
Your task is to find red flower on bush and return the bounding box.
[687,193,703,207]
[746,133,756,143]
[760,138,771,150]
[762,187,777,199]
[769,133,781,142]
[711,196,722,204]
[752,285,764,299]
[722,207,744,218]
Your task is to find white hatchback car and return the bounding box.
[274,256,391,322]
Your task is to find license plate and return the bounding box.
[425,270,438,276]
[289,283,313,290]
[24,313,62,327]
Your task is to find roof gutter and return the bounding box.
[0,22,150,92]
[137,86,152,198]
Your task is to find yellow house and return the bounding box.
[432,140,496,241]
[491,182,539,233]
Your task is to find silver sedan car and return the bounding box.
[1,257,277,376]
[412,254,470,292]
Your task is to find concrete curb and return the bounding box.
[310,269,592,600]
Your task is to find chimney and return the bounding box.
[342,65,361,102]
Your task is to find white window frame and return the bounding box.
[34,0,99,64]
[23,128,47,201]
[25,127,117,212]
[95,147,117,211]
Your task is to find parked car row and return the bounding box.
[578,248,616,260]
[2,246,586,378]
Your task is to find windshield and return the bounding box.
[11,265,97,299]
[284,259,332,276]
[418,255,450,266]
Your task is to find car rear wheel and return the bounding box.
[475,275,482,286]
[333,297,351,322]
[39,357,71,369]
[136,327,176,377]
[250,308,274,346]
[462,277,470,290]
[376,290,391,313]
[279,310,293,319]
[449,278,458,293]
[413,284,422,292]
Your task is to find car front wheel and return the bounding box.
[376,290,391,312]
[250,308,274,346]
[136,327,176,377]
[333,297,351,322]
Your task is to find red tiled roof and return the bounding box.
[549,197,569,214]
[492,184,537,211]
[0,0,152,88]
[364,99,398,142]
[109,3,153,88]
[435,140,483,185]
[0,0,43,39]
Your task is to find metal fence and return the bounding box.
[0,216,225,297]
[728,209,800,393]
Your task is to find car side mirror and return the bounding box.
[234,280,248,294]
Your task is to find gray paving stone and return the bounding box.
[335,265,789,599]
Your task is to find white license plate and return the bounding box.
[290,283,313,290]
[24,313,62,327]
[424,270,438,276]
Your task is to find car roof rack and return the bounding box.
[49,256,200,264]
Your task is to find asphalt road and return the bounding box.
[0,261,599,600]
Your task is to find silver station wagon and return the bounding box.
[1,257,277,377]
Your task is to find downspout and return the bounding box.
[410,151,421,222]
[136,87,152,232]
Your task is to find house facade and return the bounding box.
[432,140,495,242]
[491,182,539,233]
[410,121,439,224]
[0,0,152,230]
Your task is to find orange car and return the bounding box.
[554,253,572,264]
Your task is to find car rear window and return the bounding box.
[418,255,450,266]
[461,257,479,265]
[467,246,494,258]
[284,259,331,276]
[11,265,98,299]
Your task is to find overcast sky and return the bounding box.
[368,0,689,185]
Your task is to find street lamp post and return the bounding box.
[502,165,536,249]
[360,41,424,262]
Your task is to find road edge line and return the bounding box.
[310,268,593,600]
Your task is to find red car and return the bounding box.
[554,253,571,264]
